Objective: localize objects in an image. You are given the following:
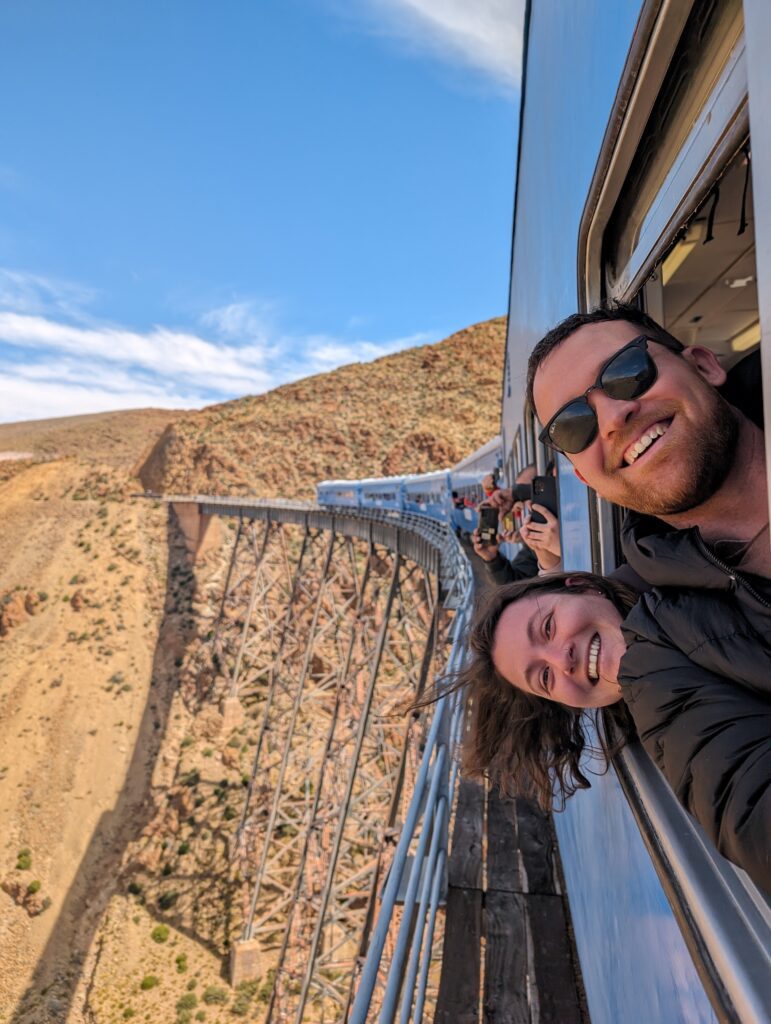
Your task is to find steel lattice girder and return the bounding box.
[187,510,451,1023]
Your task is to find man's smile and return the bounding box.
[621,417,673,468]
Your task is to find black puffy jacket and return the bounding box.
[618,513,771,891]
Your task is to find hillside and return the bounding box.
[139,317,506,497]
[0,317,505,1022]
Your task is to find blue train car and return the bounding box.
[359,476,404,513]
[315,479,361,510]
[449,435,503,533]
[401,470,452,521]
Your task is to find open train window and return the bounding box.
[580,0,761,570]
[641,144,757,368]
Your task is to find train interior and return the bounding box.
[642,144,759,376]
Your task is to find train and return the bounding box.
[324,2,771,1021]
[316,434,502,533]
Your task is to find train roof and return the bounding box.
[452,435,502,472]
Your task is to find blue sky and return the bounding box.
[0,0,523,423]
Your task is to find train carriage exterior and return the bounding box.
[359,476,404,513]
[501,2,770,1022]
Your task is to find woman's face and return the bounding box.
[491,588,626,709]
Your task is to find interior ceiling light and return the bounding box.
[731,321,761,352]
[724,275,754,288]
[662,221,705,286]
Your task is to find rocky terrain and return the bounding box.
[0,317,504,1023]
[139,318,506,498]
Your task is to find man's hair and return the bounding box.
[411,571,637,811]
[526,303,685,412]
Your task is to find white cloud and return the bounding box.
[0,268,97,321]
[0,313,274,394]
[0,271,443,423]
[0,373,197,424]
[334,0,524,93]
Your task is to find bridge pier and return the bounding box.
[229,938,263,987]
[172,502,222,562]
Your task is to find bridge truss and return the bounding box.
[167,496,469,1023]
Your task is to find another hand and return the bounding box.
[520,503,561,567]
[472,528,498,562]
[488,488,514,515]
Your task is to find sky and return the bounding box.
[0,0,523,423]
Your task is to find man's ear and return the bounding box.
[573,466,588,484]
[681,345,727,387]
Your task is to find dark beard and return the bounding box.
[629,394,739,516]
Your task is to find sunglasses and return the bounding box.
[538,335,658,454]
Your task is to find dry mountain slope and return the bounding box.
[139,316,506,498]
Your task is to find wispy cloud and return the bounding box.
[0,271,443,423]
[333,0,524,94]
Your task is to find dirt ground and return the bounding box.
[0,456,267,1024]
[0,458,169,1021]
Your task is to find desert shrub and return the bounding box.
[182,770,200,787]
[16,849,31,870]
[127,881,142,896]
[26,880,41,895]
[231,980,259,1016]
[187,979,197,990]
[158,890,179,911]
[176,953,188,973]
[150,925,170,943]
[123,1008,135,1019]
[162,863,173,877]
[223,805,237,821]
[178,841,190,855]
[202,985,228,1005]
[181,736,194,749]
[140,975,159,990]
[176,993,197,1011]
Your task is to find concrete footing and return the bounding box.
[221,695,245,732]
[230,938,263,987]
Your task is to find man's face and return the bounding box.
[532,321,738,515]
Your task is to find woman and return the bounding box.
[436,572,770,891]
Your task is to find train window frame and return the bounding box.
[744,0,771,518]
[580,0,747,307]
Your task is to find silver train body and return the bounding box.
[323,1,771,1019]
[500,2,770,1023]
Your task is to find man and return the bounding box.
[523,304,768,586]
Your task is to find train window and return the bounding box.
[641,144,757,372]
[580,0,761,570]
[604,0,746,300]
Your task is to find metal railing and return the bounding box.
[349,563,473,1023]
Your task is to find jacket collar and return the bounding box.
[620,512,731,591]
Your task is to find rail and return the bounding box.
[349,571,473,1024]
[146,491,771,1022]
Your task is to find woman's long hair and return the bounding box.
[415,571,638,812]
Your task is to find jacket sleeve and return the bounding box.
[483,546,539,586]
[619,633,771,893]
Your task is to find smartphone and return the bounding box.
[478,505,499,543]
[529,476,558,524]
